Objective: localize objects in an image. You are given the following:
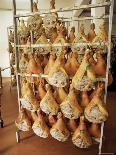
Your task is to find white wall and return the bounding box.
[0,0,77,10]
[0,10,29,77]
[0,11,13,77]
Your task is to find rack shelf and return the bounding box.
[18,73,48,78]
[15,42,109,48]
[64,15,109,22]
[17,72,106,82]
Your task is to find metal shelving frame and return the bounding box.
[7,26,17,90]
[12,0,114,154]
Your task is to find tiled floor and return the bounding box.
[0,78,116,155]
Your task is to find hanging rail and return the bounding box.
[13,0,21,112]
[63,15,109,22]
[17,73,106,83]
[14,14,110,22]
[15,42,109,48]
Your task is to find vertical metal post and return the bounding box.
[30,0,33,12]
[7,27,12,91]
[12,0,21,112]
[30,0,34,47]
[30,0,35,95]
[99,0,114,154]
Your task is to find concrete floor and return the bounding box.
[0,78,116,155]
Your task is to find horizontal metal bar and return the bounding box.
[14,1,111,18]
[1,67,11,71]
[16,43,69,48]
[13,14,109,23]
[0,8,30,11]
[18,73,48,78]
[15,42,109,48]
[95,77,106,82]
[18,72,106,82]
[16,44,51,48]
[64,15,109,22]
[74,1,111,10]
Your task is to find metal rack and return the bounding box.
[12,0,114,154]
[7,26,17,90]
